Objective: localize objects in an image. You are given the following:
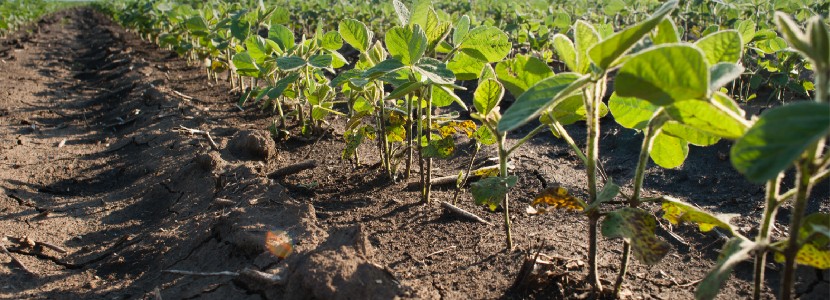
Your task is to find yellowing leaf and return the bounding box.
[661,198,737,234]
[530,185,586,212]
[774,243,830,269]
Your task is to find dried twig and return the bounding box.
[163,268,284,286]
[0,240,34,275]
[163,269,238,277]
[268,160,317,179]
[440,201,493,226]
[175,125,219,151]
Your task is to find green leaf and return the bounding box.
[447,51,485,81]
[588,0,678,69]
[662,121,720,146]
[308,54,332,69]
[361,58,405,79]
[498,73,589,133]
[652,18,679,45]
[474,79,504,115]
[609,93,658,130]
[666,100,748,139]
[431,84,465,109]
[694,30,743,64]
[551,34,577,72]
[661,197,738,233]
[422,7,451,50]
[385,25,428,66]
[392,0,410,25]
[185,16,209,34]
[339,19,370,52]
[474,126,497,145]
[495,54,555,98]
[479,64,497,83]
[731,102,830,183]
[575,21,601,74]
[709,62,744,92]
[385,81,423,100]
[414,58,455,85]
[471,176,518,211]
[276,56,306,71]
[696,238,755,300]
[269,24,295,51]
[735,20,755,46]
[615,45,709,106]
[458,26,511,63]
[551,94,608,126]
[650,131,688,169]
[596,179,620,204]
[601,207,671,265]
[232,52,261,78]
[245,35,270,65]
[407,0,431,27]
[453,15,470,45]
[320,31,343,51]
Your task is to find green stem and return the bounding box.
[405,94,413,179]
[497,132,513,250]
[780,144,818,300]
[754,175,782,300]
[613,110,663,296]
[548,120,589,164]
[425,85,433,203]
[584,80,603,292]
[417,87,426,202]
[453,143,480,205]
[506,124,546,155]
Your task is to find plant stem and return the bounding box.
[498,132,513,250]
[425,85,433,203]
[780,144,817,300]
[584,80,603,292]
[753,175,782,300]
[405,94,413,179]
[452,143,479,204]
[506,124,546,155]
[417,87,426,202]
[613,110,663,296]
[548,120,589,164]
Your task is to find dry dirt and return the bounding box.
[0,8,828,300]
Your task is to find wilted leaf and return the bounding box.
[529,185,586,213]
[661,197,738,234]
[601,207,671,265]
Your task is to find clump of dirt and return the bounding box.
[283,225,411,300]
[228,129,278,161]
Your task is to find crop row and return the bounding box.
[0,0,79,37]
[92,0,829,299]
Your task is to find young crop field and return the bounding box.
[0,0,828,299]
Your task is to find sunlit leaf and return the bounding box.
[588,0,678,69]
[471,176,518,211]
[661,197,738,234]
[616,45,709,106]
[694,30,743,64]
[495,54,554,97]
[529,185,586,213]
[609,93,658,130]
[650,131,688,169]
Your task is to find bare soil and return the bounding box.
[0,8,827,300]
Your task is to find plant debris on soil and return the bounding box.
[0,8,827,300]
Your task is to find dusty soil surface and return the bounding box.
[0,8,827,300]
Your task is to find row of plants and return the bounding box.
[0,0,81,37]
[92,0,829,299]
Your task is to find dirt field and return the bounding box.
[0,8,827,300]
